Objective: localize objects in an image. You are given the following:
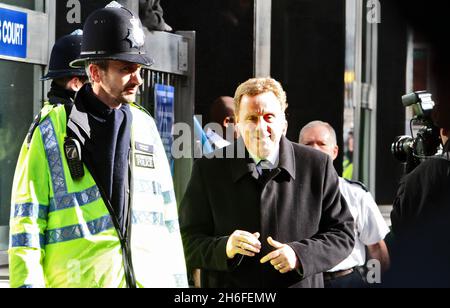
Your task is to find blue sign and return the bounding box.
[155,84,175,174]
[0,7,27,58]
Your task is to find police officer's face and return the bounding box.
[236,92,287,159]
[300,125,339,160]
[95,60,143,106]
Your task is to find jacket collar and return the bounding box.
[278,136,296,180]
[67,96,91,144]
[230,136,296,183]
[230,138,258,183]
[67,83,117,143]
[47,81,76,106]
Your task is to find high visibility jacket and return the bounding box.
[9,103,188,288]
[343,159,353,180]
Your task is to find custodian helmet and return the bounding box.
[70,1,153,68]
[41,30,86,80]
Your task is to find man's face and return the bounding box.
[237,92,287,159]
[300,125,339,160]
[348,134,354,152]
[94,60,143,107]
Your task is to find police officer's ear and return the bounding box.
[223,116,234,128]
[89,64,104,84]
[282,119,288,136]
[67,76,87,92]
[332,144,339,161]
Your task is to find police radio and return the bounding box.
[64,137,84,179]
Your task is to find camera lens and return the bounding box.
[391,135,414,163]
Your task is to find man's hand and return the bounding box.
[260,237,299,274]
[226,230,261,259]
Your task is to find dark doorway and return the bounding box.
[271,0,346,174]
[164,0,254,122]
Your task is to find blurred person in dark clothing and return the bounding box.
[205,96,237,150]
[387,44,450,287]
[391,47,450,237]
[385,207,450,288]
[139,0,172,31]
[390,123,450,236]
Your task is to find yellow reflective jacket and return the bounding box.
[9,103,188,288]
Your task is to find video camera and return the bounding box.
[391,91,441,174]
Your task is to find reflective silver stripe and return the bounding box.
[39,117,114,246]
[40,118,67,197]
[80,51,147,55]
[153,182,162,195]
[132,211,164,226]
[174,274,188,287]
[162,190,175,205]
[49,186,101,213]
[40,118,102,213]
[11,233,45,248]
[14,203,48,220]
[45,215,114,245]
[165,220,180,234]
[81,51,107,55]
[134,179,162,195]
[131,212,180,233]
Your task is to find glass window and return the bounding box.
[343,0,357,180]
[1,0,33,10]
[0,0,45,12]
[0,60,36,251]
[1,0,34,10]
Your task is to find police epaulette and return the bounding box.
[344,178,369,192]
[131,103,152,117]
[26,104,56,149]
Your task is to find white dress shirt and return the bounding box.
[328,178,390,272]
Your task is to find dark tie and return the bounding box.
[257,160,273,179]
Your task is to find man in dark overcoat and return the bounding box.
[179,77,354,288]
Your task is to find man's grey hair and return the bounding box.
[85,60,109,83]
[298,120,337,146]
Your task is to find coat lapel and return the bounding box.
[230,138,258,182]
[229,136,296,183]
[278,136,296,180]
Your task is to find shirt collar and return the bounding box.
[230,136,296,183]
[248,142,280,167]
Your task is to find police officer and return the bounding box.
[206,96,236,150]
[25,30,87,149]
[299,121,390,288]
[42,29,87,106]
[9,1,188,288]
